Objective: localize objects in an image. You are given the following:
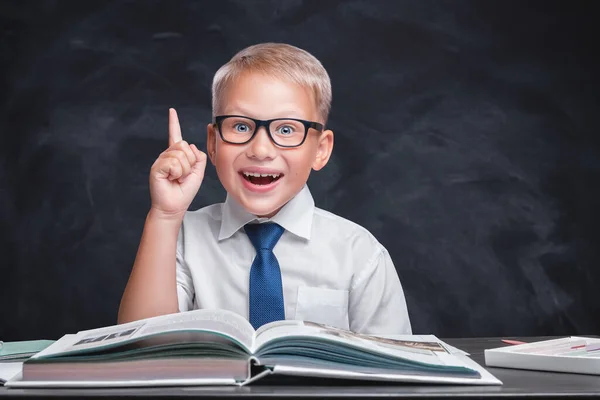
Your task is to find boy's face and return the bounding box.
[207,72,333,218]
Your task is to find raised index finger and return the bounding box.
[168,108,183,147]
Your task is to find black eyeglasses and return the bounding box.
[214,115,324,148]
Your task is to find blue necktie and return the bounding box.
[245,222,285,330]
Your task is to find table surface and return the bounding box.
[1,336,599,399]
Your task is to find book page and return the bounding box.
[379,334,469,355]
[254,320,466,369]
[265,352,501,385]
[35,309,255,358]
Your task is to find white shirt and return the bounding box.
[176,185,412,334]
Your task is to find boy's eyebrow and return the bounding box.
[223,105,308,120]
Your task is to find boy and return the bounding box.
[118,43,412,334]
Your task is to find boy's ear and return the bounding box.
[312,129,334,171]
[206,123,217,165]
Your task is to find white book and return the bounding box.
[484,336,600,375]
[6,309,502,387]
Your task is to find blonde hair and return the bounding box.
[211,43,332,123]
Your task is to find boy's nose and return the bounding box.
[246,127,277,160]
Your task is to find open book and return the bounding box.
[6,309,501,387]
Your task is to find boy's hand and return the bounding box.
[149,108,207,219]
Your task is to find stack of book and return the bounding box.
[0,340,55,362]
[485,336,600,375]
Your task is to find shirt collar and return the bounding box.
[219,185,314,241]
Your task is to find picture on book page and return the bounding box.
[301,321,447,353]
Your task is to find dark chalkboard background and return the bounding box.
[1,0,598,341]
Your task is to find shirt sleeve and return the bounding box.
[176,222,195,312]
[348,246,412,335]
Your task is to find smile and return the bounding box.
[241,171,283,185]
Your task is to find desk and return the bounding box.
[1,337,599,399]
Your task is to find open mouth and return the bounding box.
[241,172,283,185]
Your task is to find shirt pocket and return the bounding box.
[294,286,349,330]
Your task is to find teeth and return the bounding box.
[243,172,280,178]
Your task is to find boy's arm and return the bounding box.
[348,247,412,335]
[118,109,206,324]
[117,210,183,323]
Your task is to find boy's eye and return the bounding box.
[275,125,295,135]
[233,123,252,133]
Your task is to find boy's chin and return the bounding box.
[238,197,287,219]
[246,204,284,219]
[230,183,302,218]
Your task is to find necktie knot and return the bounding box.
[245,223,284,251]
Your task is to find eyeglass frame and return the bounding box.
[213,115,324,148]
